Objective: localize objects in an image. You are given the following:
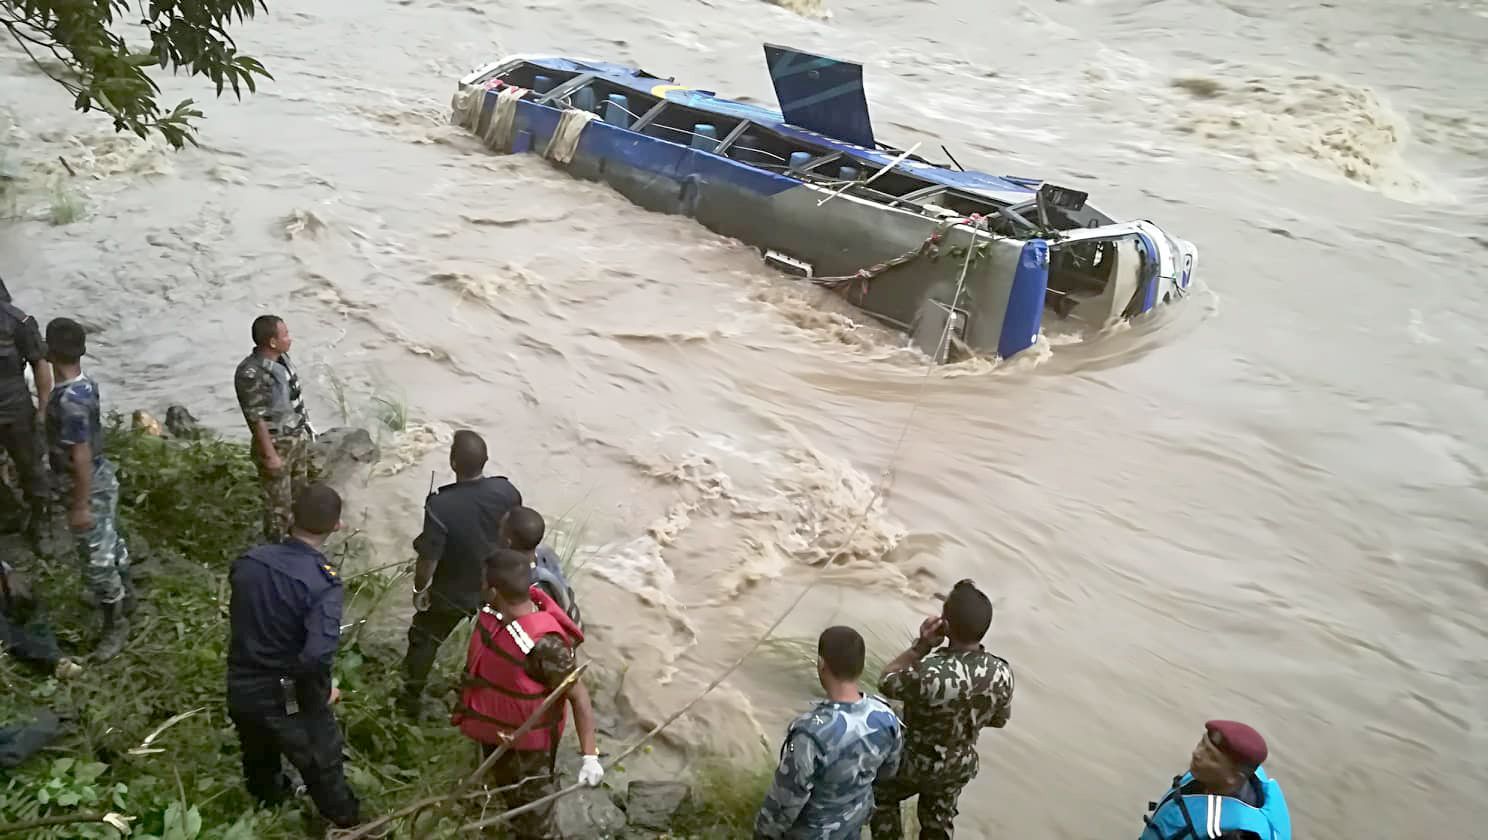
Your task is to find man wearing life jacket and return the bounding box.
[453,548,602,838]
[1141,720,1293,840]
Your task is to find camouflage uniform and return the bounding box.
[869,648,1013,840]
[755,694,903,839]
[234,350,311,541]
[45,375,130,605]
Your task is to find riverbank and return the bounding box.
[0,421,769,838]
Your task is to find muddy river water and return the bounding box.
[3,0,1485,836]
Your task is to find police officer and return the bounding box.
[755,626,903,839]
[226,483,359,829]
[0,276,52,549]
[234,315,314,542]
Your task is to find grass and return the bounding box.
[545,501,595,581]
[0,148,18,219]
[755,625,908,694]
[323,364,353,426]
[370,389,408,434]
[0,420,476,838]
[0,420,775,838]
[671,759,776,837]
[47,176,83,225]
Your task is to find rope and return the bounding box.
[459,219,988,835]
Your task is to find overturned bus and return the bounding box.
[451,45,1198,361]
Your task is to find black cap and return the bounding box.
[45,318,87,359]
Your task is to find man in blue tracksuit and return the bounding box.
[1141,720,1292,840]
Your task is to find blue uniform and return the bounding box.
[226,539,358,827]
[755,694,903,840]
[45,374,130,605]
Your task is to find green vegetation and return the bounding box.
[0,0,273,147]
[0,423,473,838]
[672,759,775,836]
[47,176,83,225]
[0,420,775,838]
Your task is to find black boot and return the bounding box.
[121,570,137,616]
[93,601,129,662]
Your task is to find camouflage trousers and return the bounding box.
[68,459,131,605]
[479,745,558,839]
[253,434,310,542]
[869,769,969,840]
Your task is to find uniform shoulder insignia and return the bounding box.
[319,563,339,581]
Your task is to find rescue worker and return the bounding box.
[401,430,522,717]
[869,579,1013,840]
[43,318,133,662]
[500,506,581,629]
[453,548,603,839]
[755,625,903,840]
[226,483,359,829]
[0,276,51,549]
[1140,720,1292,840]
[234,315,314,542]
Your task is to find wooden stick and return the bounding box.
[330,663,586,840]
[461,663,586,789]
[461,485,890,833]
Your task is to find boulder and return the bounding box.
[164,405,203,439]
[130,410,163,437]
[553,785,628,839]
[309,427,379,481]
[625,780,692,832]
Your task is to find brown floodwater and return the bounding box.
[2,0,1485,836]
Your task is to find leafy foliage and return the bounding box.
[0,0,273,147]
[1,423,774,838]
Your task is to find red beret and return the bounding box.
[1205,720,1268,767]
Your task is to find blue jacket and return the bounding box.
[1142,767,1291,840]
[227,539,343,704]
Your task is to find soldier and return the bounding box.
[234,315,313,542]
[1140,720,1292,840]
[226,484,359,829]
[755,626,903,840]
[0,276,52,549]
[869,580,1012,840]
[453,548,602,839]
[43,318,133,662]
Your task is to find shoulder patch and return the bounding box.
[319,563,339,582]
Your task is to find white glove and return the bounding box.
[578,754,604,787]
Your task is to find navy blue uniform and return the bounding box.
[226,539,359,827]
[400,475,521,708]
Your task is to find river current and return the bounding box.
[3,0,1485,836]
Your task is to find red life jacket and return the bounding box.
[452,587,584,751]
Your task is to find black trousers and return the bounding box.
[401,602,472,699]
[0,411,46,524]
[227,696,359,827]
